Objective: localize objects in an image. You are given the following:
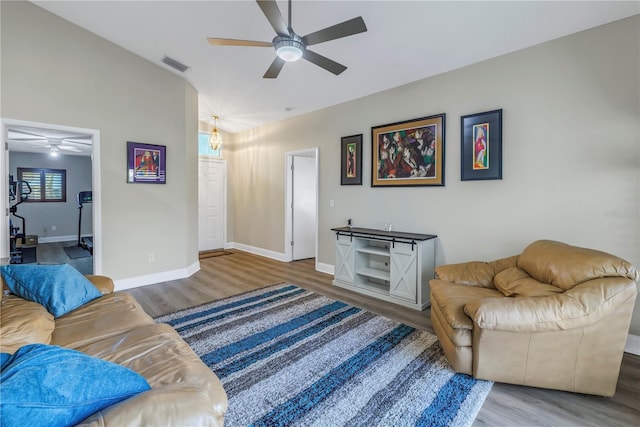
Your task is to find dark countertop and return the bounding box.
[331,226,437,241]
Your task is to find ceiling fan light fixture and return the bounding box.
[274,35,304,62]
[207,1,367,78]
[209,116,223,151]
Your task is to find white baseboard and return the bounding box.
[227,242,288,262]
[38,234,92,244]
[113,261,200,291]
[316,261,334,275]
[227,242,334,276]
[625,334,640,355]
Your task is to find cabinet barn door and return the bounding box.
[390,243,418,302]
[335,237,355,282]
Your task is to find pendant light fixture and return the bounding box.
[209,115,222,151]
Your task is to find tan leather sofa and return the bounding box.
[429,240,638,397]
[0,275,227,426]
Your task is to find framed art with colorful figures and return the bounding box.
[371,114,445,187]
[127,141,166,184]
[460,109,502,181]
[341,134,363,185]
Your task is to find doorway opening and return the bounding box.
[0,118,102,274]
[284,148,318,263]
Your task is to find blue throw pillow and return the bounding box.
[0,264,102,318]
[0,344,151,427]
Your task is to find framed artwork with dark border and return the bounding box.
[341,134,363,185]
[127,141,166,184]
[371,113,445,187]
[460,109,502,181]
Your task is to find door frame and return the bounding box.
[284,148,319,262]
[0,118,102,274]
[198,156,227,251]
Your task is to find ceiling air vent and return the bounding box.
[162,56,189,73]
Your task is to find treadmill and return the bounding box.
[77,191,93,255]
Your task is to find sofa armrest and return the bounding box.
[464,277,638,332]
[85,275,115,294]
[78,384,226,427]
[435,256,518,288]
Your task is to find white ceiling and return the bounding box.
[30,1,640,134]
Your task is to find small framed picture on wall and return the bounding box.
[460,109,503,181]
[127,141,166,184]
[340,134,363,185]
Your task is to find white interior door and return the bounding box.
[292,155,317,260]
[198,157,226,251]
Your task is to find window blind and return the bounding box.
[17,168,66,202]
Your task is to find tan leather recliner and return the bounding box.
[429,240,638,397]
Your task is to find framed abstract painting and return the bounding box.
[371,114,445,187]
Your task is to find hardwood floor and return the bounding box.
[127,250,640,427]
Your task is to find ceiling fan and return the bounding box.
[207,0,367,78]
[7,129,90,155]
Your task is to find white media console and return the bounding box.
[331,227,437,311]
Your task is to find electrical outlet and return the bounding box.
[148,254,155,263]
[51,225,56,231]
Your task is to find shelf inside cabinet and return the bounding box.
[356,267,390,281]
[356,246,390,257]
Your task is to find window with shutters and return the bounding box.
[17,168,67,202]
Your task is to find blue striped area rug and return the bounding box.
[155,284,492,427]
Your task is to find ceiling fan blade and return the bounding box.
[62,138,92,145]
[207,38,273,48]
[59,146,82,152]
[302,50,347,76]
[302,17,367,46]
[7,130,47,140]
[256,0,289,37]
[8,138,46,144]
[263,57,286,79]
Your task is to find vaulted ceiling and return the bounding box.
[30,1,640,133]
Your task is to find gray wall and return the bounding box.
[230,16,640,334]
[9,152,93,240]
[1,1,199,280]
